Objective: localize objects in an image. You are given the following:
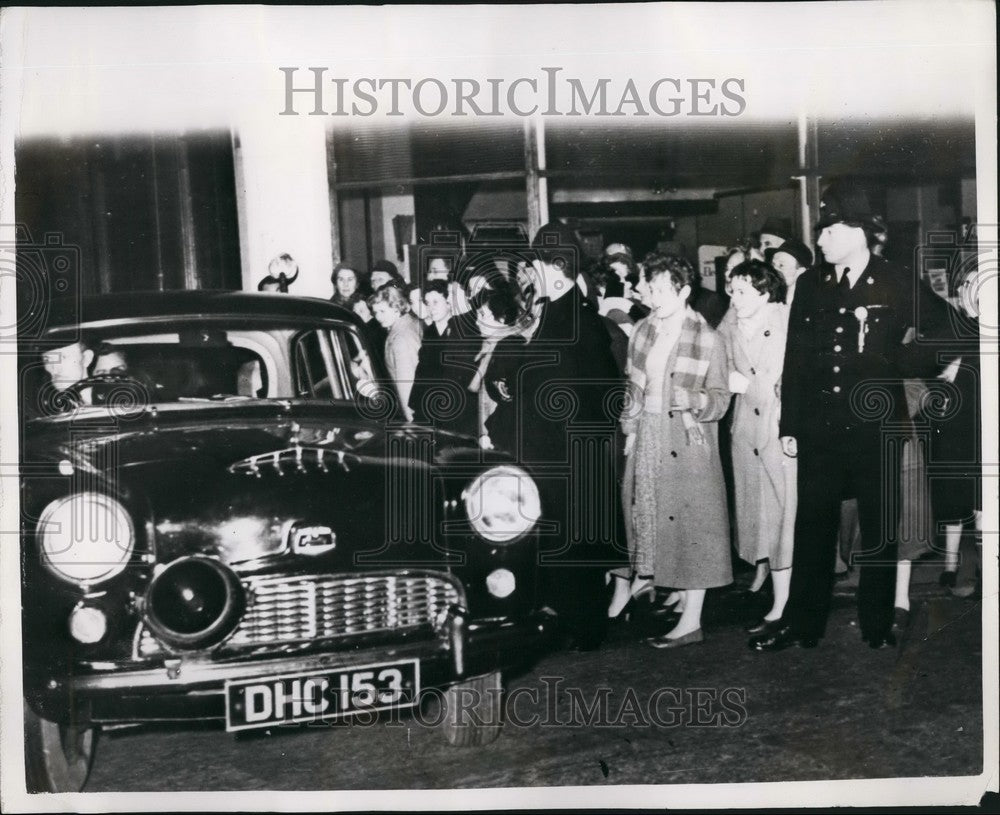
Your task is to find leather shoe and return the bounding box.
[864,631,897,649]
[749,625,818,651]
[745,616,784,636]
[646,628,704,649]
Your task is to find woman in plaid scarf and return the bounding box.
[615,253,733,649]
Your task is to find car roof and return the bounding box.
[38,290,360,336]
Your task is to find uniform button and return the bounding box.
[753,448,759,456]
[838,307,846,314]
[834,344,842,353]
[835,326,844,334]
[753,408,760,415]
[833,366,840,373]
[750,367,756,375]
[833,386,841,393]
[668,515,675,521]
[670,451,677,458]
[668,411,674,418]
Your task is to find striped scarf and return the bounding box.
[625,306,716,443]
[628,307,715,393]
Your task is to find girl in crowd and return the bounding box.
[356,263,410,371]
[928,267,983,595]
[369,285,422,422]
[717,260,796,640]
[617,253,732,649]
[594,252,640,300]
[723,245,749,296]
[472,278,536,454]
[409,279,480,437]
[330,262,370,310]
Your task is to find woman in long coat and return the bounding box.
[927,267,982,593]
[718,260,796,639]
[409,279,480,437]
[370,285,422,422]
[619,253,732,649]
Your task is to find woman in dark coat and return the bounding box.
[927,268,983,593]
[473,279,535,454]
[409,280,481,437]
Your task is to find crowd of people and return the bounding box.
[258,179,982,653]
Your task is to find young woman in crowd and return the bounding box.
[409,279,480,437]
[472,278,536,454]
[330,262,370,310]
[369,285,422,422]
[928,266,983,596]
[717,260,796,641]
[617,253,732,649]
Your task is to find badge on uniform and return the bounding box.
[854,306,869,352]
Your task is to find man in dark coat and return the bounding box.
[752,180,955,651]
[517,222,629,649]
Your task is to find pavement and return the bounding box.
[84,537,988,793]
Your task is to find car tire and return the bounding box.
[23,702,97,793]
[439,671,503,748]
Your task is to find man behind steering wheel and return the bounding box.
[41,340,96,407]
[40,340,144,411]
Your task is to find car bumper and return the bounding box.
[30,610,555,725]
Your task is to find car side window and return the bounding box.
[292,328,361,401]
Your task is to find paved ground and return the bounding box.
[85,553,985,793]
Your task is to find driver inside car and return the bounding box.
[41,340,96,406]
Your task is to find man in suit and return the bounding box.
[752,180,953,651]
[519,222,629,650]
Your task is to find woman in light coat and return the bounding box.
[616,253,733,649]
[370,285,422,422]
[717,260,795,640]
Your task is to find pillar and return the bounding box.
[232,118,336,298]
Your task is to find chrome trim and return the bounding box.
[77,639,451,692]
[135,570,466,659]
[446,606,467,677]
[288,524,337,556]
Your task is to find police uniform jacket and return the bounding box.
[780,254,953,444]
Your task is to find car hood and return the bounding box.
[25,401,493,572]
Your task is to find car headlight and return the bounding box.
[463,466,541,543]
[37,492,135,585]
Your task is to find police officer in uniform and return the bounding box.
[752,180,953,651]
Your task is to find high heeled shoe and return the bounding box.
[648,590,682,618]
[607,575,655,620]
[745,616,784,636]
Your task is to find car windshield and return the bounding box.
[30,320,375,406]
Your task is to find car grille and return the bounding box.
[135,571,463,658]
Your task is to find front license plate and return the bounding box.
[225,659,420,732]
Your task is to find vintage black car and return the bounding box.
[19,291,553,792]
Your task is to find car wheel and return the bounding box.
[23,702,97,793]
[439,671,503,748]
